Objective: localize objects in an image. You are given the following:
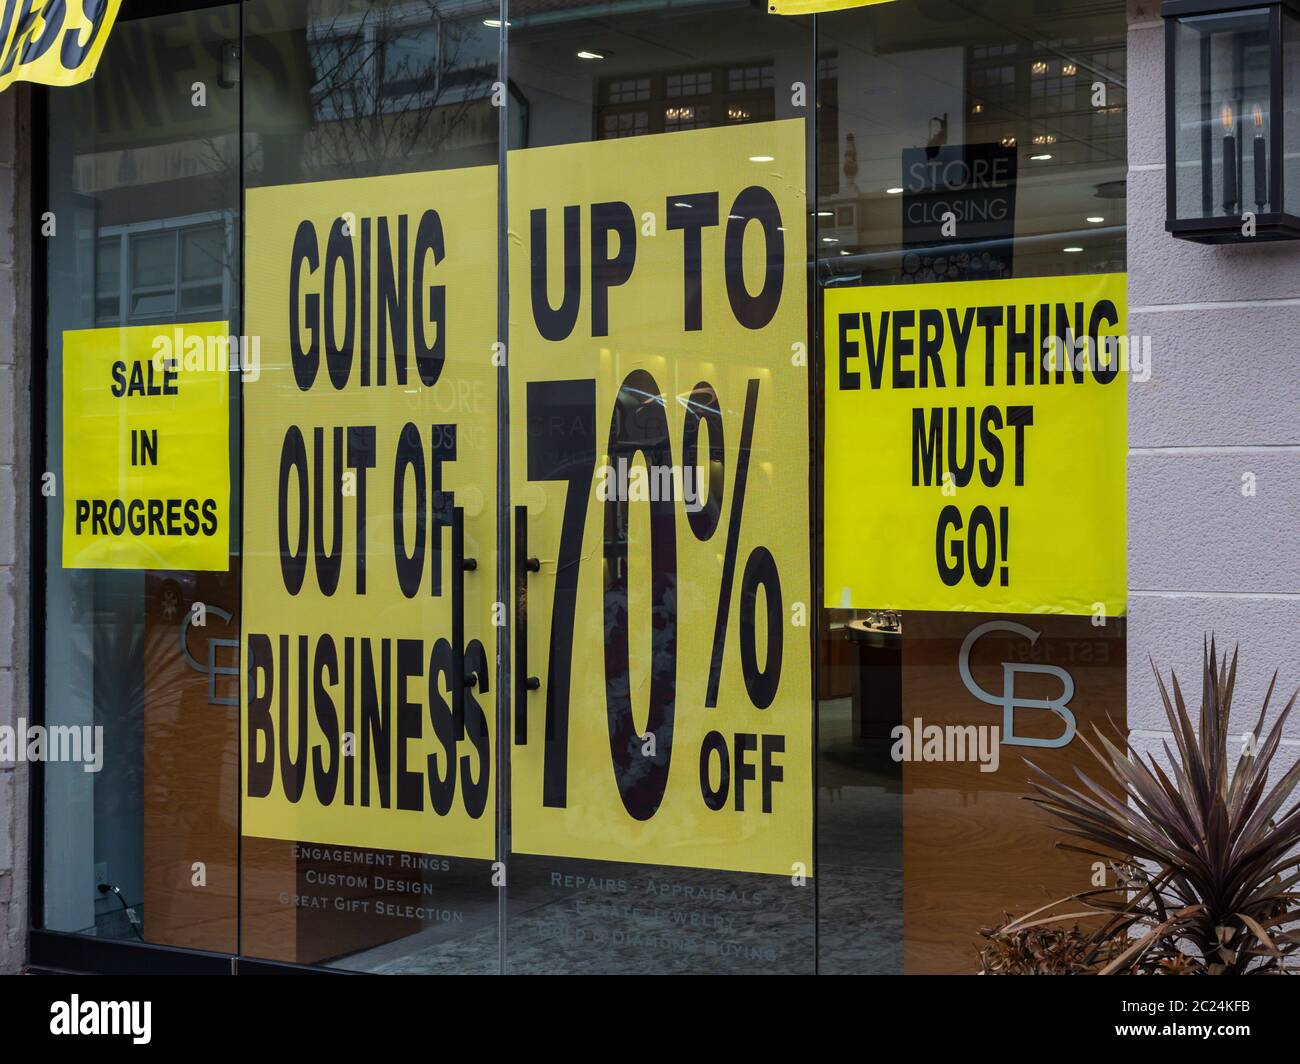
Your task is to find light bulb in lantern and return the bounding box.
[1221,102,1237,213]
[1252,104,1267,210]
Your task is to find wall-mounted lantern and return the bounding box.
[1163,0,1300,242]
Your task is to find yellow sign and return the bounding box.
[242,169,498,860]
[509,121,813,876]
[0,0,122,93]
[824,273,1128,616]
[768,0,896,14]
[62,322,230,571]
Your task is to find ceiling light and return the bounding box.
[1086,215,1105,223]
[483,18,509,27]
[748,155,775,162]
[577,50,604,60]
[885,186,903,194]
[1063,246,1084,253]
[1030,153,1053,161]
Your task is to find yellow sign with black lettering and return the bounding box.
[242,169,498,860]
[824,273,1128,616]
[0,0,122,93]
[62,322,230,571]
[509,120,813,876]
[768,0,895,14]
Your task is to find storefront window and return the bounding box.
[816,0,1128,974]
[36,0,1127,975]
[42,4,242,951]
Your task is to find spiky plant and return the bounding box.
[988,639,1300,975]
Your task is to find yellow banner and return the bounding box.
[242,169,498,859]
[824,274,1127,616]
[62,322,230,571]
[0,0,122,92]
[509,121,813,876]
[768,0,896,14]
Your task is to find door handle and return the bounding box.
[514,505,540,745]
[452,506,477,740]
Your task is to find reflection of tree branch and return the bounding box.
[305,1,494,172]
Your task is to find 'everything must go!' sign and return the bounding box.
[824,273,1128,617]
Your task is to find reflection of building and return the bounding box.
[816,7,1127,285]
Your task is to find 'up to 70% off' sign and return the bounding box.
[509,122,813,877]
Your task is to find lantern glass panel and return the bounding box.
[1287,11,1300,213]
[1171,9,1271,220]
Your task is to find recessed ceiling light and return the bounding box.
[839,249,850,255]
[749,154,775,162]
[577,50,604,60]
[1063,246,1084,253]
[483,18,509,27]
[885,187,904,194]
[815,211,833,217]
[1086,215,1105,223]
[1030,153,1053,161]
[821,237,838,243]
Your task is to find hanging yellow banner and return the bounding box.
[241,168,499,860]
[0,0,122,93]
[509,120,813,877]
[62,322,230,571]
[824,273,1128,617]
[768,0,896,14]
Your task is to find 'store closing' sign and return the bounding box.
[824,274,1127,616]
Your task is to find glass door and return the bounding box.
[237,0,504,972]
[503,0,818,974]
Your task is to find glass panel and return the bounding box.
[95,238,121,324]
[505,1,816,974]
[1171,9,1272,219]
[239,0,502,973]
[815,0,1128,973]
[1286,11,1300,215]
[131,233,176,289]
[181,226,224,284]
[42,5,242,952]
